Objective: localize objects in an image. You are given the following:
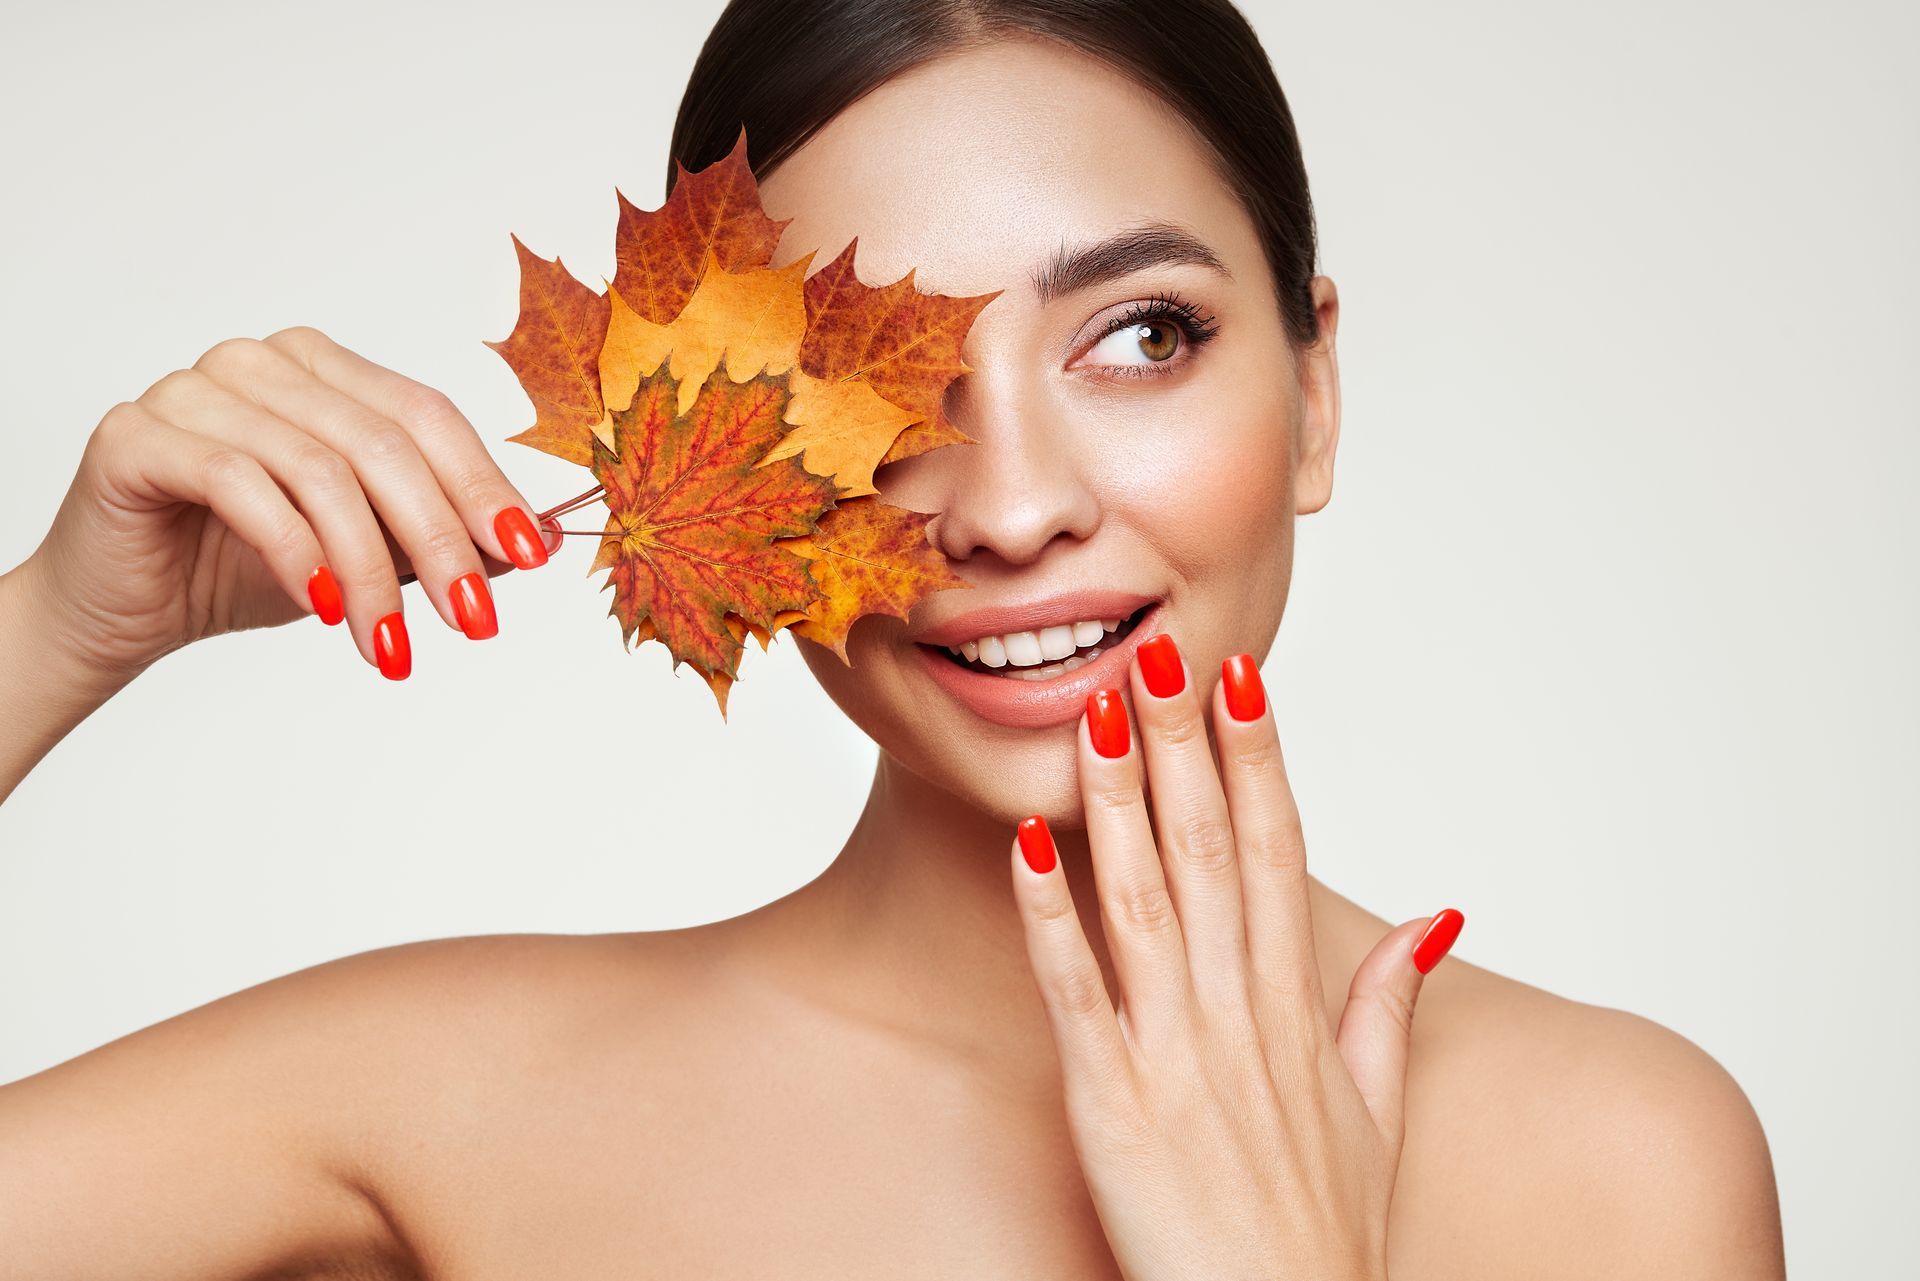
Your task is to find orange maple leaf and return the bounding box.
[612,128,790,326]
[491,126,984,711]
[589,364,840,708]
[487,234,608,467]
[776,497,970,662]
[796,238,1001,467]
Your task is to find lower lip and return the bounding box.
[914,605,1164,730]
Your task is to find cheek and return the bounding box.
[1119,395,1295,582]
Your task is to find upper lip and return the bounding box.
[909,589,1160,648]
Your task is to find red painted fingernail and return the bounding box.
[449,571,498,640]
[306,565,344,626]
[374,611,411,680]
[1086,688,1129,758]
[539,515,563,553]
[493,506,549,570]
[1221,654,1266,722]
[1017,815,1056,875]
[1412,908,1466,974]
[1136,633,1184,698]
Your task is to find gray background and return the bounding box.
[2,1,1913,1272]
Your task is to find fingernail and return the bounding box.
[493,506,549,570]
[1017,815,1056,875]
[1086,688,1129,758]
[306,565,344,626]
[539,515,563,553]
[449,571,498,640]
[1412,908,1466,974]
[374,611,411,680]
[1221,654,1266,722]
[1136,633,1184,698]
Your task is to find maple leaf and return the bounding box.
[491,126,987,712]
[588,364,840,708]
[612,127,790,326]
[776,497,970,662]
[599,251,812,426]
[486,235,608,467]
[793,238,1001,469]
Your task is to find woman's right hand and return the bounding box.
[16,325,562,684]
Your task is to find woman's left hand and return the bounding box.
[1010,632,1464,1281]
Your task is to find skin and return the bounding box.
[0,33,1784,1281]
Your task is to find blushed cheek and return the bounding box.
[1120,402,1295,607]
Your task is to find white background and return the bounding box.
[2,1,1913,1272]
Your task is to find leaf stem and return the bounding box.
[537,485,607,523]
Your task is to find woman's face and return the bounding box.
[757,34,1341,826]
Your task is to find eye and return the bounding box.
[1075,292,1221,379]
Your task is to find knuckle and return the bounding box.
[1047,964,1111,1021]
[142,367,205,411]
[93,400,144,447]
[1027,887,1078,927]
[418,522,476,567]
[1243,827,1308,881]
[1227,733,1286,776]
[1084,781,1143,820]
[1149,708,1208,750]
[292,443,357,493]
[194,335,267,376]
[392,382,462,432]
[353,423,415,466]
[1111,878,1176,936]
[1169,815,1238,873]
[263,324,331,353]
[1372,983,1418,1037]
[199,446,261,492]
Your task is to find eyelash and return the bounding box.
[1084,291,1222,379]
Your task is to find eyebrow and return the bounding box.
[1030,221,1232,305]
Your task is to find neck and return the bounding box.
[744,748,1359,1070]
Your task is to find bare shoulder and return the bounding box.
[1393,958,1785,1280]
[0,929,710,1278]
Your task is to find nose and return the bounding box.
[922,371,1102,567]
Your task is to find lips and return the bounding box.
[912,596,1167,730]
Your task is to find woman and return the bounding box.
[0,1,1785,1276]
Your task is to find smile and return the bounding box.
[911,592,1165,729]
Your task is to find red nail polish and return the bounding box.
[1017,815,1056,875]
[449,571,498,640]
[1086,688,1129,758]
[1413,908,1465,974]
[374,611,411,680]
[1221,654,1266,721]
[1137,633,1184,698]
[306,565,344,626]
[493,506,549,570]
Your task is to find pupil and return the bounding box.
[1136,322,1178,361]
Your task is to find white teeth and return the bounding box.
[942,612,1141,676]
[1037,625,1076,661]
[1003,630,1044,666]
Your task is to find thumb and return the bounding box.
[1334,908,1466,1150]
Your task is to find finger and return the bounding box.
[263,325,552,572]
[193,336,492,642]
[142,368,401,669]
[90,402,328,625]
[1127,632,1251,1021]
[1077,686,1191,1048]
[1334,909,1465,1152]
[1010,815,1134,1097]
[1213,654,1323,1028]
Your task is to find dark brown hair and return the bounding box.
[668,0,1322,350]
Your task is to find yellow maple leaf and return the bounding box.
[597,251,812,439]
